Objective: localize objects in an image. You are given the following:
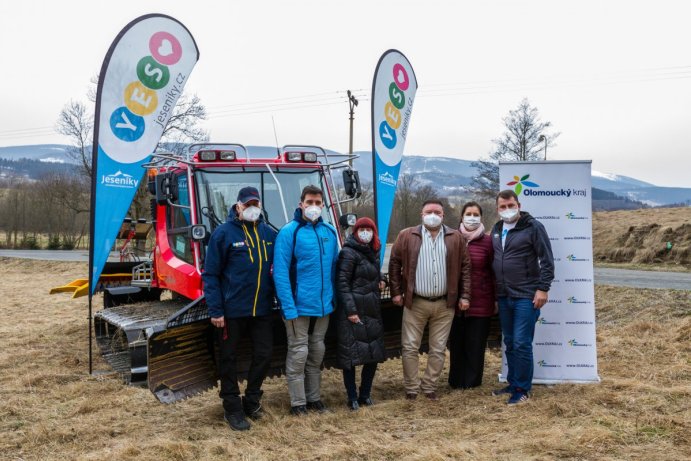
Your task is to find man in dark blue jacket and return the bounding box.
[202,186,277,431]
[273,185,339,416]
[491,189,554,405]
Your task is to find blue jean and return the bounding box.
[498,297,540,393]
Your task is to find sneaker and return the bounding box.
[289,405,308,416]
[347,400,360,411]
[224,411,251,431]
[507,391,530,405]
[357,397,374,407]
[492,385,512,397]
[306,400,329,413]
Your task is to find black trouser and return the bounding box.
[217,315,273,414]
[342,363,378,401]
[448,315,491,389]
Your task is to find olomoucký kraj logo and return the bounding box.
[568,339,592,347]
[506,174,539,195]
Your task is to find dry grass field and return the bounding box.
[1,257,689,461]
[593,207,691,269]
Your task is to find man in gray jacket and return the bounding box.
[490,189,554,405]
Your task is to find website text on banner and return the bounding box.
[89,14,199,295]
[371,49,417,262]
[498,161,599,383]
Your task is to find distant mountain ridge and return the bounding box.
[1,144,688,207]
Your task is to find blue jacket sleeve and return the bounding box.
[272,224,298,320]
[201,227,226,318]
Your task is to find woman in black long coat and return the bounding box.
[335,217,386,411]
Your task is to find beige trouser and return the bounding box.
[401,296,455,394]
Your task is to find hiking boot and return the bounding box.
[347,400,360,411]
[492,385,512,396]
[507,391,530,405]
[242,397,264,420]
[224,411,251,431]
[244,402,264,420]
[405,393,417,400]
[289,405,308,416]
[306,400,329,413]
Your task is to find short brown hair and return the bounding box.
[496,189,519,204]
[301,185,324,202]
[421,199,444,210]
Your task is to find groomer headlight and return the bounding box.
[199,150,217,161]
[286,152,303,162]
[303,152,318,163]
[219,150,236,161]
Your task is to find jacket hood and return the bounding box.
[228,203,266,225]
[344,234,379,264]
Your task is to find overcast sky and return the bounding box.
[1,0,689,187]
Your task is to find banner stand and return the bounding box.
[371,49,417,257]
[498,160,600,384]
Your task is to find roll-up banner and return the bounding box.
[89,14,199,295]
[371,49,417,261]
[498,161,600,383]
[87,14,198,373]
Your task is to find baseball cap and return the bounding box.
[237,186,260,204]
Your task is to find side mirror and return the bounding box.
[155,173,179,205]
[342,169,362,198]
[189,224,207,241]
[338,213,357,229]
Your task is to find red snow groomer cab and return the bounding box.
[94,144,409,404]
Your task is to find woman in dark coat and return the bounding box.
[335,217,386,410]
[448,201,496,389]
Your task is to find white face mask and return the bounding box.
[499,208,520,223]
[357,230,373,243]
[463,215,482,230]
[422,213,442,228]
[241,205,262,222]
[304,205,322,222]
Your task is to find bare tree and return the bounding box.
[56,100,93,178]
[158,94,210,154]
[471,98,559,198]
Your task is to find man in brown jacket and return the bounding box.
[389,199,471,400]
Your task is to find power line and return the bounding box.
[2,65,690,138]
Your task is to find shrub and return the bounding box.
[61,239,76,250]
[47,235,61,250]
[19,236,39,250]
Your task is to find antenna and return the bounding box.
[272,115,280,158]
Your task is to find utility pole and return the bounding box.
[347,90,358,213]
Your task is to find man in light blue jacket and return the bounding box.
[273,185,339,416]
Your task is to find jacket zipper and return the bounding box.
[251,223,263,317]
[313,225,325,316]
